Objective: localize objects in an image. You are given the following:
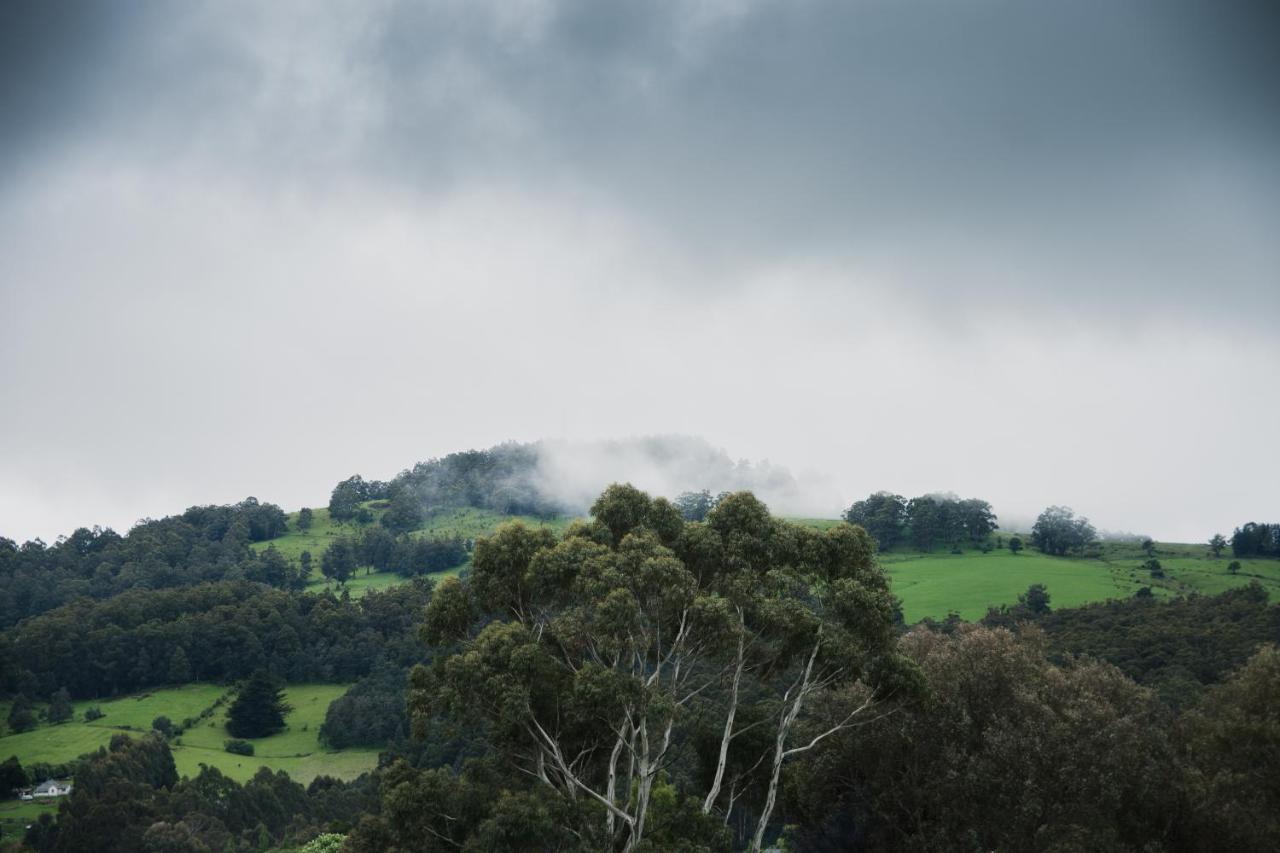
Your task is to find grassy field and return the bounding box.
[0,684,377,786]
[877,537,1280,623]
[0,798,58,838]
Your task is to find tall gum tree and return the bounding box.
[412,485,914,851]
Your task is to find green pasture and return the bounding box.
[0,798,58,837]
[0,684,376,787]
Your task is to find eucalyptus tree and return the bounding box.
[413,484,910,852]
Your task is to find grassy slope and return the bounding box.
[252,507,1280,620]
[0,684,376,786]
[254,505,574,599]
[0,798,58,838]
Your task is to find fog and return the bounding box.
[1,1,1277,543]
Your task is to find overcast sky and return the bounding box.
[2,0,1277,543]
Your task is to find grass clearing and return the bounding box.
[0,798,58,837]
[0,684,377,786]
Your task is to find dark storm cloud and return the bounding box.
[4,0,1278,317]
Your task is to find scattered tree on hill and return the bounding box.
[47,687,73,724]
[299,549,312,580]
[6,695,37,734]
[152,716,173,737]
[380,490,424,533]
[1030,506,1097,556]
[1008,536,1023,555]
[84,706,104,721]
[1209,533,1227,558]
[1144,559,1165,579]
[226,670,291,739]
[1228,560,1241,576]
[1019,583,1051,615]
[321,537,358,586]
[297,507,314,531]
[1141,538,1156,557]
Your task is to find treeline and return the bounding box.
[0,580,433,700]
[1231,521,1280,557]
[0,498,298,628]
[843,491,997,550]
[20,734,372,853]
[328,442,561,523]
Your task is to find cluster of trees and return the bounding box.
[1030,505,1098,555]
[318,663,408,749]
[327,476,391,522]
[318,529,469,585]
[19,734,373,852]
[842,491,998,550]
[0,498,298,627]
[1,580,434,700]
[1230,521,1280,557]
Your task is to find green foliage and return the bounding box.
[846,492,998,551]
[1038,583,1278,706]
[1179,645,1280,850]
[788,624,1178,852]
[45,688,72,725]
[1231,522,1280,558]
[320,537,358,585]
[410,487,901,851]
[6,697,36,735]
[1031,505,1097,555]
[318,664,407,749]
[82,707,104,722]
[226,670,291,739]
[0,756,27,797]
[1208,533,1227,557]
[151,716,173,737]
[380,490,425,533]
[224,738,254,756]
[5,580,432,698]
[297,507,314,532]
[1008,535,1023,555]
[299,833,347,853]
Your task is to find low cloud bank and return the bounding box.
[532,436,844,519]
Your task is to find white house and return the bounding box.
[32,779,72,798]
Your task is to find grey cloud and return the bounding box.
[1,1,1277,544]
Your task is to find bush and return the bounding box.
[224,739,255,756]
[84,706,105,722]
[152,716,173,737]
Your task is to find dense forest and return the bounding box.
[2,470,1279,851]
